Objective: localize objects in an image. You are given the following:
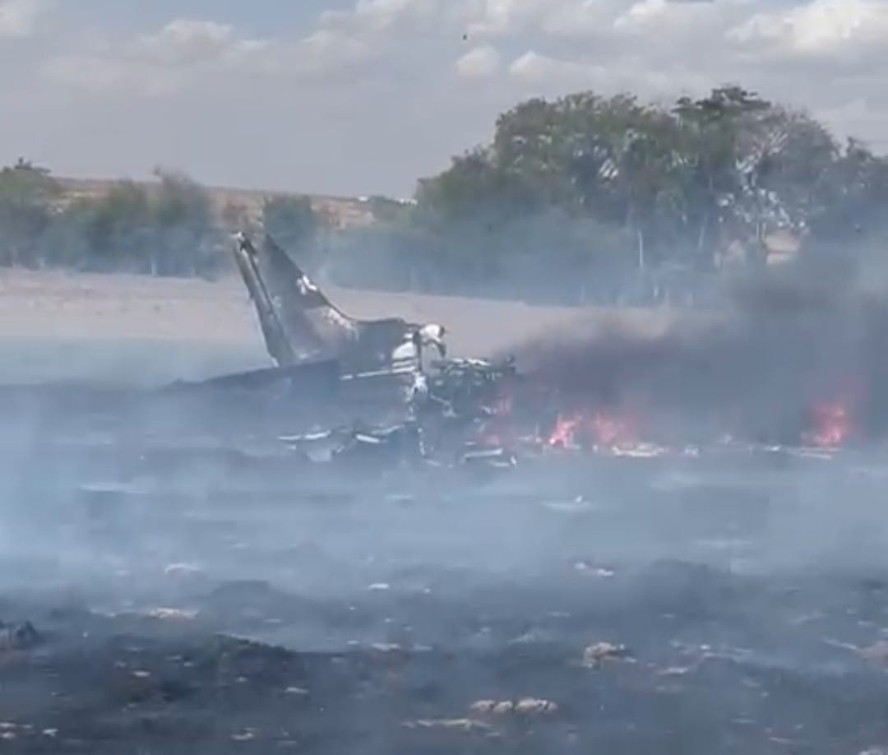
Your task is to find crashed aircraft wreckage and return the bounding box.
[226,232,521,467]
[170,231,858,476]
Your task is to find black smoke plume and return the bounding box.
[507,265,888,445]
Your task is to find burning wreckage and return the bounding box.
[179,232,865,475]
[223,232,524,470]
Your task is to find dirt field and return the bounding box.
[0,268,680,385]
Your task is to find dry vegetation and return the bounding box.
[54,176,376,230]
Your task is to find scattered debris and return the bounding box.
[144,607,199,621]
[459,446,517,469]
[471,700,513,715]
[470,698,559,716]
[403,718,492,732]
[582,642,632,667]
[282,421,425,467]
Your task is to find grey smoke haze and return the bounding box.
[0,319,886,618]
[322,209,626,304]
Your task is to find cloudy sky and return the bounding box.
[0,0,885,196]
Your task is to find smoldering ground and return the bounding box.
[6,422,888,753]
[5,291,888,751]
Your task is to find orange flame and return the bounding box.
[806,399,854,448]
[547,409,638,450]
[548,413,584,449]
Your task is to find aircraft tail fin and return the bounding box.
[232,232,358,366]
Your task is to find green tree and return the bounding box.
[4,83,887,295]
[0,159,59,266]
[810,139,888,239]
[142,169,223,276]
[149,168,218,276]
[90,182,152,268]
[410,83,859,290]
[416,148,534,222]
[44,171,223,277]
[262,195,318,257]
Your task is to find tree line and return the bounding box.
[0,159,320,279]
[2,85,887,303]
[391,85,888,302]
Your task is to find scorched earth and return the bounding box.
[1,376,888,755]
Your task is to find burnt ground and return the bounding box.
[3,385,888,753]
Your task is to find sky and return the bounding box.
[1,0,887,197]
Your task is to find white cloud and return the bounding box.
[539,0,641,38]
[353,0,433,29]
[509,51,584,84]
[134,19,250,67]
[9,0,888,195]
[41,16,375,95]
[730,0,888,57]
[42,54,131,92]
[465,0,554,36]
[615,0,721,32]
[455,44,501,79]
[464,0,724,39]
[0,0,46,38]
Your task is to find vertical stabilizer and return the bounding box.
[233,231,448,373]
[233,232,331,365]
